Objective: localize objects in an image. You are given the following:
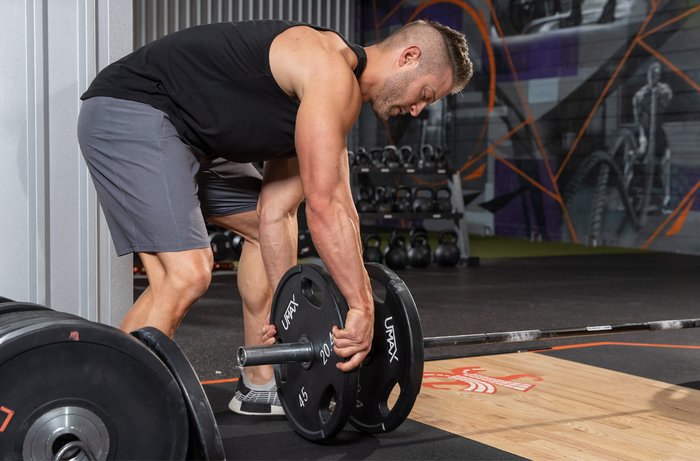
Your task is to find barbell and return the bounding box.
[237,263,700,441]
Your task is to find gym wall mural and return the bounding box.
[359,0,700,255]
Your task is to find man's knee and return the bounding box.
[157,248,214,300]
[176,264,213,298]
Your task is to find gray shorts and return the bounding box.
[77,96,261,256]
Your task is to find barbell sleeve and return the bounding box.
[237,318,700,367]
[237,340,314,367]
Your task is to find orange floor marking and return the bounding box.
[201,377,239,385]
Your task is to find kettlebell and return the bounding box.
[383,145,400,168]
[393,186,412,213]
[370,147,385,168]
[373,186,394,213]
[363,234,383,264]
[209,230,234,262]
[412,187,435,213]
[434,187,453,213]
[419,144,436,169]
[408,230,431,268]
[223,230,244,260]
[355,187,375,213]
[354,147,371,168]
[434,231,461,267]
[434,146,449,169]
[399,145,417,169]
[383,233,408,270]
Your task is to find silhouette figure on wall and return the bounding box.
[625,61,674,214]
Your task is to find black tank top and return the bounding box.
[81,20,367,162]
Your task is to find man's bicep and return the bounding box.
[294,72,361,194]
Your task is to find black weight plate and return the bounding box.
[132,327,225,461]
[272,264,358,441]
[0,301,52,316]
[0,314,189,460]
[0,310,79,338]
[0,296,14,304]
[349,263,424,433]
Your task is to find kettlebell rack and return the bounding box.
[350,144,478,266]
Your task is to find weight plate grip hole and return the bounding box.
[301,278,323,308]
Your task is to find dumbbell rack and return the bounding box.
[351,164,477,265]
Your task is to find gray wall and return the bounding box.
[1,0,133,325]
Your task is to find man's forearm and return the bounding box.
[305,202,372,312]
[259,212,298,291]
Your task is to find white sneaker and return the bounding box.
[228,379,284,416]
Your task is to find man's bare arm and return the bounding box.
[272,28,374,371]
[258,158,305,289]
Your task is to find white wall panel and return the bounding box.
[0,0,133,325]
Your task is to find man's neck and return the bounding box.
[358,44,383,103]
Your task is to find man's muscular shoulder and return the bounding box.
[269,26,359,101]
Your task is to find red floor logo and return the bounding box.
[423,366,543,395]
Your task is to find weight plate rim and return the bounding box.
[0,313,86,356]
[271,264,358,441]
[349,263,425,434]
[131,327,225,461]
[0,302,54,318]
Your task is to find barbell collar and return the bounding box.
[237,338,314,367]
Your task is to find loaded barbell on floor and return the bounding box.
[237,263,700,442]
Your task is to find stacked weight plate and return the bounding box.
[0,298,223,460]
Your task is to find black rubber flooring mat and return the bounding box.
[203,381,527,460]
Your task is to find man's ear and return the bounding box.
[398,46,421,67]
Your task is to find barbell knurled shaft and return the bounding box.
[422,318,700,349]
[423,330,541,348]
[237,340,315,367]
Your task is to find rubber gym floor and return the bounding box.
[134,237,700,460]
